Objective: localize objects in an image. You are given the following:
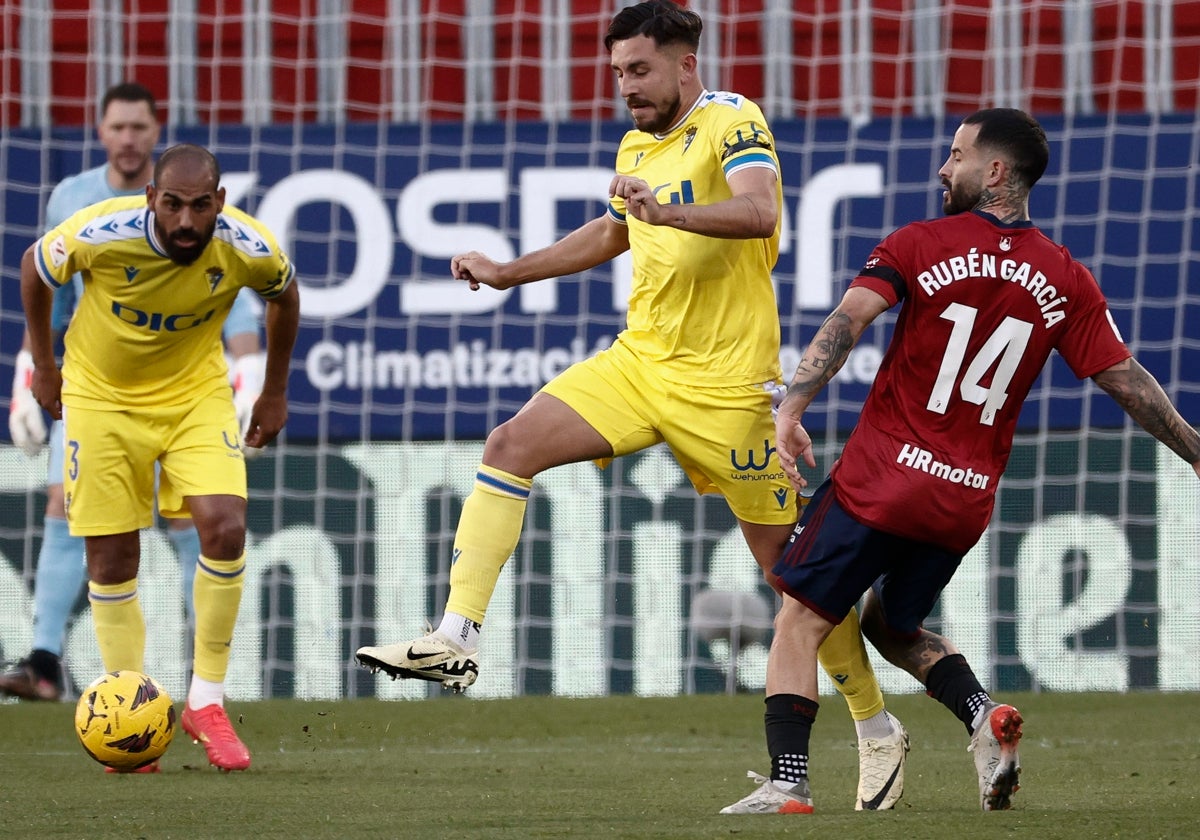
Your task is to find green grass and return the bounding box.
[2,691,1196,839]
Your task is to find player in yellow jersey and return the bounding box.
[356,0,906,812]
[20,144,300,772]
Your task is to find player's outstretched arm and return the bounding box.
[243,281,300,450]
[775,286,891,490]
[452,215,628,292]
[18,245,62,421]
[1092,357,1200,479]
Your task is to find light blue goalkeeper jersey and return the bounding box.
[45,163,260,341]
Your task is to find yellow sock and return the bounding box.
[818,607,885,720]
[445,465,533,624]
[192,554,245,683]
[87,579,145,673]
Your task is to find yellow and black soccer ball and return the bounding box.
[74,670,175,771]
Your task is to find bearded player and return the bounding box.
[21,144,300,772]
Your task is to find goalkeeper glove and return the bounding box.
[766,381,787,419]
[231,352,267,459]
[9,349,48,457]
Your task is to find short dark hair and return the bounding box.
[100,82,158,121]
[604,0,702,53]
[153,144,222,190]
[962,108,1049,189]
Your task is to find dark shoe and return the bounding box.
[0,652,63,701]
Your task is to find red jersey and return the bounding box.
[830,210,1131,552]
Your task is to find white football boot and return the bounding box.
[856,711,910,810]
[720,771,815,815]
[969,702,1023,811]
[356,629,479,692]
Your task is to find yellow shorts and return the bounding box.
[61,387,247,536]
[541,340,797,525]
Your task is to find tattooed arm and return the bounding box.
[775,286,891,490]
[1092,357,1200,479]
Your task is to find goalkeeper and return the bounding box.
[358,0,908,812]
[2,82,268,705]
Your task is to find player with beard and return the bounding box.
[19,143,301,772]
[3,83,266,705]
[356,0,910,812]
[723,108,1200,813]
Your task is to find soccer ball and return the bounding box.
[74,670,176,771]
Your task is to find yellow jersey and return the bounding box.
[608,90,783,387]
[33,194,295,409]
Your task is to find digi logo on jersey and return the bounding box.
[652,179,695,205]
[111,301,217,332]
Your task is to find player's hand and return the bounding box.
[451,252,507,291]
[30,364,63,421]
[242,391,287,451]
[774,395,817,493]
[9,349,48,456]
[231,352,267,459]
[609,175,665,225]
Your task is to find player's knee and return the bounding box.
[197,516,246,559]
[859,595,885,640]
[85,537,140,584]
[482,420,533,469]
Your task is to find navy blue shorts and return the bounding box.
[772,478,964,636]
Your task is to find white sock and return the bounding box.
[437,611,481,650]
[855,710,895,739]
[187,675,225,710]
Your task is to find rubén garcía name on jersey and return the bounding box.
[832,210,1131,553]
[33,194,294,410]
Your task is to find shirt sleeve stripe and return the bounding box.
[257,260,297,299]
[33,241,65,289]
[607,204,627,224]
[859,265,902,304]
[723,154,778,178]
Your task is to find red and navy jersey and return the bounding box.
[830,210,1131,553]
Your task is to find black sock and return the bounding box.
[925,653,990,734]
[28,649,63,685]
[765,694,818,785]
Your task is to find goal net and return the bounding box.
[1,0,1199,701]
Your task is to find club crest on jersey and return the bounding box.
[206,266,225,293]
[682,125,698,154]
[999,235,1013,251]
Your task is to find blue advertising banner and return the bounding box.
[3,116,1197,442]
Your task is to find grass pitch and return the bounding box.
[2,691,1196,839]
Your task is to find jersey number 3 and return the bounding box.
[927,302,1033,426]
